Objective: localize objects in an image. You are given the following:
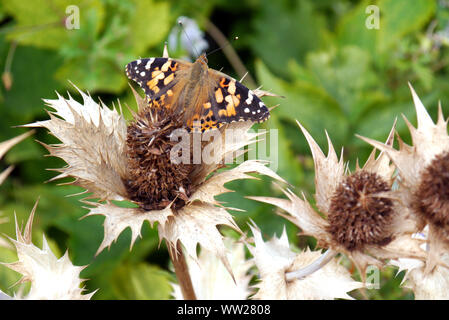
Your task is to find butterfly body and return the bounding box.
[126,54,269,132]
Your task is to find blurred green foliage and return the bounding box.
[0,0,447,299]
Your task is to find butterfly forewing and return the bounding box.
[126,58,185,101]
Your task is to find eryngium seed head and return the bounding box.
[414,151,449,230]
[327,171,393,251]
[124,107,193,211]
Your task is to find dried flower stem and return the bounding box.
[285,249,338,282]
[169,240,197,300]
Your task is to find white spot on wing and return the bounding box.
[245,91,254,105]
[145,58,155,70]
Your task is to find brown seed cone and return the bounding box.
[414,151,449,232]
[327,170,394,251]
[124,106,193,211]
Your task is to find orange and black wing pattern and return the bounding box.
[126,57,270,132]
[208,75,270,125]
[125,57,187,110]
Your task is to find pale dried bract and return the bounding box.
[248,225,363,300]
[171,237,254,300]
[1,201,94,300]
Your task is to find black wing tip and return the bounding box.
[125,60,139,79]
[125,59,138,70]
[258,110,270,123]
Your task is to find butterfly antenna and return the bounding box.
[178,19,200,58]
[206,36,239,58]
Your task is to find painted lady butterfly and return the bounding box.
[125,53,270,132]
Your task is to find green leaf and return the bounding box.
[255,59,348,149]
[264,115,304,187]
[337,0,435,66]
[336,0,377,54]
[54,12,128,93]
[2,0,105,49]
[3,46,64,119]
[355,87,441,145]
[126,0,171,55]
[55,57,126,93]
[250,0,326,78]
[304,46,383,121]
[377,0,435,54]
[53,0,172,94]
[3,133,41,164]
[1,185,85,238]
[110,263,173,300]
[0,246,22,297]
[412,62,434,91]
[0,2,6,22]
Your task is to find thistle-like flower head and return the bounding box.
[25,77,282,277]
[360,84,449,272]
[250,120,424,275]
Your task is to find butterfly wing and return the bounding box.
[203,74,270,128]
[125,58,191,111]
[126,58,271,132]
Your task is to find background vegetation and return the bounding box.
[0,0,447,299]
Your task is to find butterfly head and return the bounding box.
[190,53,209,80]
[195,53,208,67]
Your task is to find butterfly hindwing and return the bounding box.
[209,76,269,124]
[187,75,270,132]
